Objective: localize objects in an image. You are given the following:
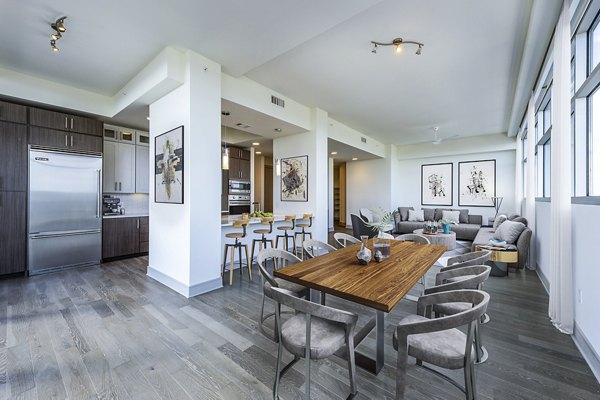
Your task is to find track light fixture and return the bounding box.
[370,37,424,55]
[50,16,67,52]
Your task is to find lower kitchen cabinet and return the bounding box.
[102,216,149,259]
[0,191,27,275]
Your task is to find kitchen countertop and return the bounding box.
[103,213,149,219]
[221,214,313,227]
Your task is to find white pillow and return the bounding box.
[442,210,460,224]
[407,209,424,222]
[492,214,507,232]
[493,220,526,244]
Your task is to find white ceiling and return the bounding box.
[1,0,534,145]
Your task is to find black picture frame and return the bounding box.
[458,159,496,207]
[154,125,184,204]
[421,162,453,206]
[280,155,308,202]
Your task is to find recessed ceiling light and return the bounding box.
[330,151,338,155]
[252,142,260,146]
[274,128,282,132]
[256,151,262,155]
[352,157,358,161]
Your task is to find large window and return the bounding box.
[590,87,600,195]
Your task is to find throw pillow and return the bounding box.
[442,210,460,224]
[512,216,528,226]
[398,207,414,221]
[422,208,435,221]
[493,220,526,244]
[492,214,507,231]
[407,209,424,222]
[456,209,469,224]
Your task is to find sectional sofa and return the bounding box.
[394,207,482,241]
[471,214,532,268]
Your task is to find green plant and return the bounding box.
[366,208,395,232]
[438,217,453,225]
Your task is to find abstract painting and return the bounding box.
[155,126,184,204]
[280,155,308,202]
[459,159,496,207]
[421,163,453,206]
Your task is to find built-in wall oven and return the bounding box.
[228,179,251,214]
[229,179,251,194]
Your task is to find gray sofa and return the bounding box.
[471,214,532,269]
[394,207,482,241]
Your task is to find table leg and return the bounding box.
[352,310,385,375]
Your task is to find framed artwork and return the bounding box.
[421,163,453,206]
[280,155,308,202]
[458,159,496,207]
[155,125,184,204]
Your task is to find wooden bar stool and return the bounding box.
[250,217,274,266]
[275,215,297,256]
[222,219,252,286]
[294,213,313,260]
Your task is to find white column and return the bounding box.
[147,51,222,297]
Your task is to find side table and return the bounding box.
[413,229,456,250]
[475,245,518,276]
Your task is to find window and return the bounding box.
[590,86,600,195]
[543,140,551,197]
[589,14,600,71]
[523,131,528,197]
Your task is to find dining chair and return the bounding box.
[302,239,336,259]
[350,213,376,239]
[333,232,361,248]
[377,232,395,239]
[426,265,492,364]
[393,289,489,400]
[441,250,491,272]
[269,286,359,400]
[395,233,430,244]
[256,248,309,341]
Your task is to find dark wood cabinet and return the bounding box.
[227,148,251,180]
[221,168,229,212]
[0,101,27,124]
[239,158,250,180]
[0,122,27,191]
[0,191,26,275]
[29,107,102,136]
[102,216,149,259]
[30,127,102,153]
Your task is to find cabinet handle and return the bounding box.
[70,118,74,130]
[65,135,68,147]
[119,182,122,191]
[115,182,117,191]
[137,219,139,229]
[70,135,73,147]
[65,116,68,129]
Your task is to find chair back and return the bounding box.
[395,233,430,244]
[232,219,248,237]
[333,232,361,248]
[283,215,296,229]
[442,250,491,272]
[359,208,373,222]
[302,239,336,259]
[427,265,491,293]
[350,213,376,239]
[256,248,302,288]
[260,217,274,233]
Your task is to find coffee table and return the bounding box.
[413,228,456,250]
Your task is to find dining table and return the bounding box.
[273,238,446,375]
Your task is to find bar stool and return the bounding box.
[275,215,297,256]
[294,213,313,260]
[250,217,274,266]
[222,219,252,286]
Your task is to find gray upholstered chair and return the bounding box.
[302,239,336,259]
[333,232,361,248]
[393,289,490,400]
[351,213,376,239]
[269,286,359,400]
[256,249,309,340]
[426,265,492,364]
[395,233,430,244]
[441,250,491,272]
[359,208,373,222]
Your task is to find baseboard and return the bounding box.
[535,263,550,294]
[573,323,600,384]
[147,266,222,298]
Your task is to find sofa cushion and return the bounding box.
[422,208,435,221]
[493,221,526,244]
[442,210,461,224]
[512,216,528,226]
[451,224,480,241]
[492,215,507,231]
[471,227,495,251]
[398,206,414,221]
[434,208,469,224]
[397,221,428,234]
[408,209,424,222]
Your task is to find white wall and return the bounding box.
[393,149,517,222]
[346,154,392,225]
[148,51,222,297]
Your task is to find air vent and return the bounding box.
[271,95,285,108]
[361,137,367,143]
[236,123,251,129]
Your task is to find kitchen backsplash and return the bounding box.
[117,194,149,215]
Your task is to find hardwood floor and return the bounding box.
[0,249,598,399]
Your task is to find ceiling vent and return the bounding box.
[361,137,367,143]
[271,95,285,108]
[236,123,251,129]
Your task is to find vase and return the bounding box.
[443,223,451,234]
[373,231,391,262]
[356,235,372,265]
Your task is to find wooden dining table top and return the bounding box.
[274,239,447,313]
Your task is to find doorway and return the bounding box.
[334,162,346,228]
[264,165,273,212]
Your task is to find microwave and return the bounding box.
[229,180,251,193]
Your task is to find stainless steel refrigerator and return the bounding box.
[28,148,102,275]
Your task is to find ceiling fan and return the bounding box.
[431,126,458,144]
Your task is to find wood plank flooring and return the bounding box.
[0,246,598,399]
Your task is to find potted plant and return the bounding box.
[438,217,453,234]
[366,209,395,261]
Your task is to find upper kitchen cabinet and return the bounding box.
[29,126,103,153]
[228,147,251,180]
[0,101,27,124]
[0,121,27,191]
[135,145,149,193]
[136,131,150,146]
[103,125,135,144]
[29,107,102,136]
[230,148,250,160]
[103,141,135,193]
